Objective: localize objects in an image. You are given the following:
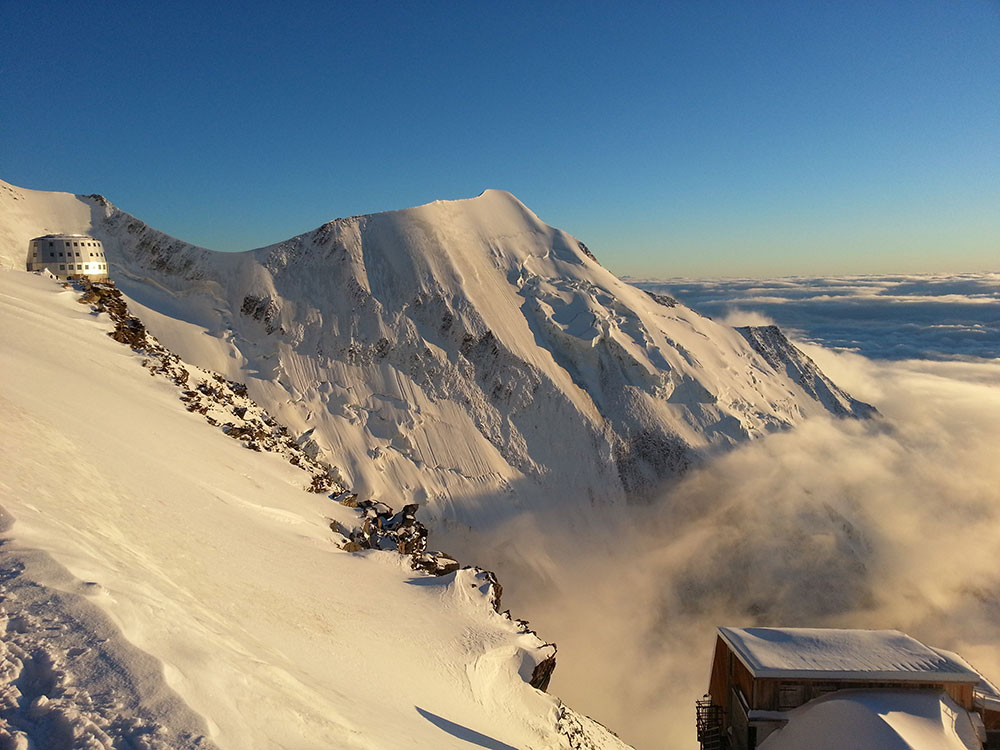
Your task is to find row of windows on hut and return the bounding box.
[27,234,110,282]
[53,263,107,272]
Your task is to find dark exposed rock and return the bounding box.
[110,316,149,350]
[614,429,691,498]
[85,193,111,208]
[643,289,677,307]
[555,701,624,749]
[77,279,556,694]
[529,650,557,691]
[307,472,338,494]
[411,553,460,576]
[240,295,281,335]
[333,491,359,508]
[77,280,346,494]
[737,325,877,419]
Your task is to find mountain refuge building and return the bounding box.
[27,234,109,281]
[697,626,1000,750]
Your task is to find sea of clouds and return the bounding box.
[633,271,1000,361]
[499,272,1000,749]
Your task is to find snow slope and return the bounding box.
[0,270,630,750]
[0,180,872,553]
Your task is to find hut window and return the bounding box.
[812,683,837,700]
[48,241,53,247]
[59,265,66,270]
[778,683,807,710]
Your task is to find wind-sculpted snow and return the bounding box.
[0,536,216,750]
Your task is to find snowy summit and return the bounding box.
[0,178,881,749]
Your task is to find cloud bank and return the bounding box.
[631,272,1000,361]
[488,274,1000,749]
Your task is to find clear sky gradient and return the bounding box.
[3,1,998,276]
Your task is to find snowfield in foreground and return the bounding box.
[0,271,631,750]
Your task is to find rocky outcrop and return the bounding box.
[78,279,560,694]
[737,325,876,419]
[77,280,345,493]
[529,652,557,691]
[555,701,632,749]
[643,289,677,307]
[240,294,282,335]
[326,490,560,689]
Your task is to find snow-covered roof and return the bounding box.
[932,647,1000,713]
[719,627,980,682]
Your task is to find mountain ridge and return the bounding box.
[1,270,630,750]
[0,179,874,538]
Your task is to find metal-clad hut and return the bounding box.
[27,234,109,281]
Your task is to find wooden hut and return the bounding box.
[697,626,996,750]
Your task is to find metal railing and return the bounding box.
[696,696,726,750]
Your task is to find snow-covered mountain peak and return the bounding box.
[0,179,873,536]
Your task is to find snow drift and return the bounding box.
[757,690,983,750]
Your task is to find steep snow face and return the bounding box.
[0,180,872,537]
[0,270,631,750]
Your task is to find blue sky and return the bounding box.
[3,1,998,276]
